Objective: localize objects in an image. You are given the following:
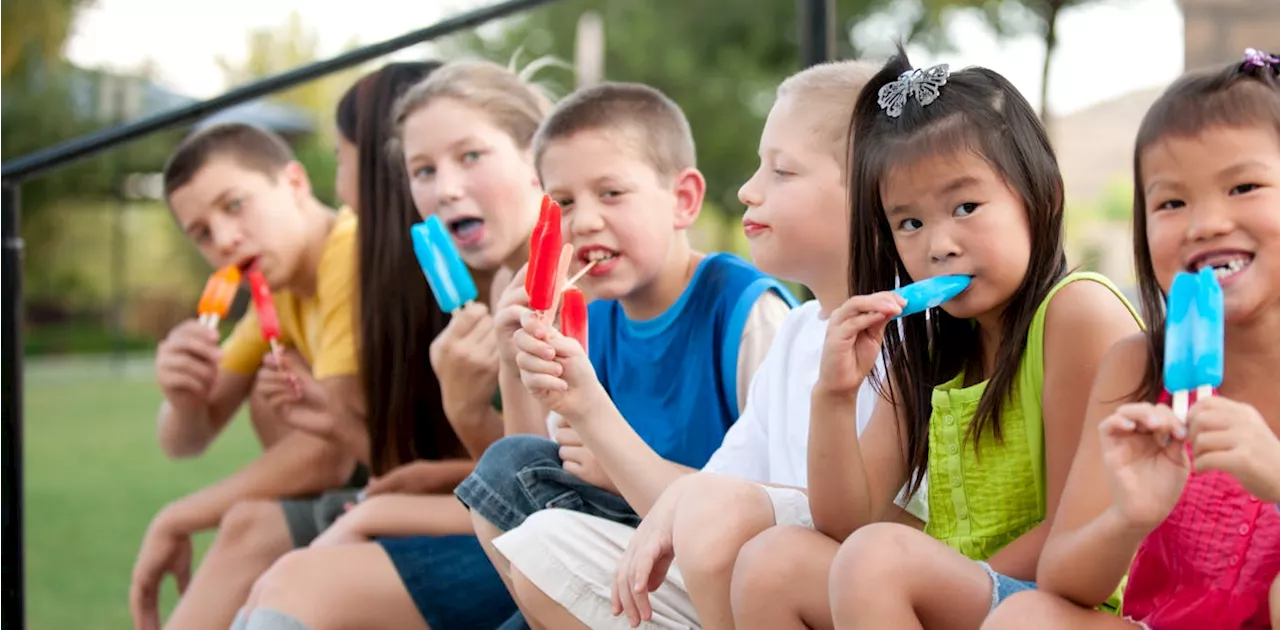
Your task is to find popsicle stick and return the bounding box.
[1172,390,1189,422]
[208,314,220,329]
[1195,384,1214,402]
[563,259,598,292]
[198,313,210,327]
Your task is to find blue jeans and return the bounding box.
[976,561,1037,611]
[454,434,640,532]
[378,535,518,630]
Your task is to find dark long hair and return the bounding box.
[1130,51,1280,404]
[338,61,464,475]
[848,44,1067,495]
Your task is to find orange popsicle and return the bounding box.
[198,265,242,328]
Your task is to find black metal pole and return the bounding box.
[0,0,558,183]
[3,181,26,630]
[798,0,836,68]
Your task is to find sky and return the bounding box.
[64,0,1184,117]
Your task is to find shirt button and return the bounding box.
[1229,555,1239,566]
[1238,524,1250,535]
[945,415,954,425]
[957,509,968,519]
[949,444,958,454]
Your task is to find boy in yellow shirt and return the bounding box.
[130,123,365,630]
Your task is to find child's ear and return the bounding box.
[671,167,705,230]
[281,161,314,203]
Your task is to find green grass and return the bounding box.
[24,355,260,629]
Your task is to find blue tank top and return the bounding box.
[587,253,797,468]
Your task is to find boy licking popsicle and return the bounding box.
[131,123,364,630]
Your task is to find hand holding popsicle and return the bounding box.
[890,274,972,320]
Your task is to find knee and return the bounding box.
[730,526,809,604]
[469,435,559,489]
[981,591,1045,630]
[672,475,774,576]
[216,500,288,556]
[253,549,336,608]
[829,523,911,596]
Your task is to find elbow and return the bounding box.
[1036,554,1112,609]
[810,505,855,542]
[157,422,207,460]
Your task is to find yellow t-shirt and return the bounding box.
[220,207,358,380]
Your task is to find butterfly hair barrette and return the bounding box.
[877,64,950,119]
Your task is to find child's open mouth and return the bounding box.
[577,246,620,276]
[447,217,486,247]
[1188,250,1253,283]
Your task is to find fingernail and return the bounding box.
[1173,423,1186,439]
[1122,419,1135,430]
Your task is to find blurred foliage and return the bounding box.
[439,0,1041,220]
[1,0,91,77]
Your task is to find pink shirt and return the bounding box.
[1122,391,1280,629]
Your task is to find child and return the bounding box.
[131,123,364,630]
[727,46,1143,629]
[498,60,927,630]
[234,59,550,630]
[454,81,796,620]
[982,48,1280,630]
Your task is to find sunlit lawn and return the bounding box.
[24,355,258,629]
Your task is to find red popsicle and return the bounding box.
[246,266,297,397]
[560,287,588,353]
[526,195,563,312]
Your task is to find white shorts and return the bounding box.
[491,485,811,630]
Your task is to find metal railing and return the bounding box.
[0,1,832,627]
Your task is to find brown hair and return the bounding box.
[163,123,294,198]
[776,60,880,171]
[533,82,696,182]
[336,61,468,474]
[1130,51,1280,404]
[392,59,552,155]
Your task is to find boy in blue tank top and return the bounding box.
[454,82,796,608]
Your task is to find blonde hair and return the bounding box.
[392,59,554,151]
[533,82,695,183]
[776,60,880,169]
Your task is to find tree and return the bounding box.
[440,0,1027,239]
[1,0,92,78]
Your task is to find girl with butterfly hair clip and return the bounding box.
[727,43,1142,629]
[982,48,1280,630]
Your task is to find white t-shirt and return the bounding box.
[701,300,929,521]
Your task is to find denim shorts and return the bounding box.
[977,560,1037,612]
[378,535,518,630]
[453,434,640,532]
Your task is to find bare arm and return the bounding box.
[987,280,1142,581]
[808,382,908,541]
[497,359,549,436]
[156,431,354,536]
[444,403,505,460]
[157,368,254,459]
[1037,334,1153,606]
[338,493,474,538]
[312,375,371,465]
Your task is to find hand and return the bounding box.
[814,292,904,398]
[155,320,221,414]
[129,510,193,630]
[553,416,614,492]
[494,265,532,366]
[612,494,680,626]
[1188,396,1280,502]
[431,302,500,420]
[261,347,322,417]
[513,309,606,419]
[364,460,458,497]
[1098,402,1190,531]
[310,503,369,548]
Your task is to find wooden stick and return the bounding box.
[563,259,598,291]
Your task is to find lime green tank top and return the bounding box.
[924,273,1140,573]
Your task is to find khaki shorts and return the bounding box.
[492,485,810,630]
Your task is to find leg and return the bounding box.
[164,500,294,630]
[249,536,518,630]
[982,591,1146,630]
[731,525,841,630]
[510,565,587,630]
[828,523,994,630]
[669,475,783,630]
[495,509,700,629]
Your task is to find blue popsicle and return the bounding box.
[1191,266,1224,398]
[891,274,972,320]
[411,215,478,314]
[1162,271,1198,399]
